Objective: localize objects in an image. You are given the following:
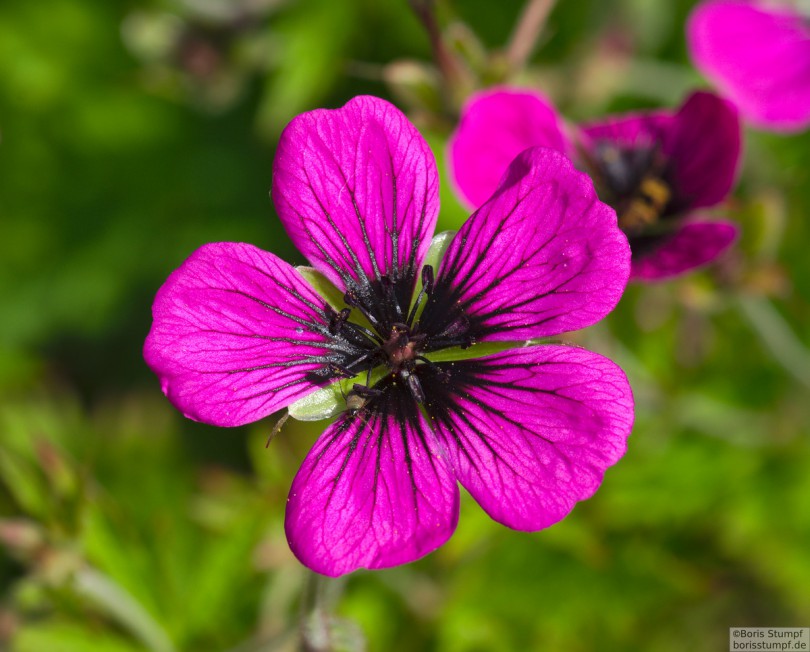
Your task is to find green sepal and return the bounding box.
[421,230,455,279]
[287,382,344,422]
[287,366,394,422]
[425,338,554,363]
[295,266,345,311]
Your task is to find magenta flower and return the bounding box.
[145,96,634,577]
[449,88,741,281]
[688,0,810,132]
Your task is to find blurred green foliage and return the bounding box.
[1,0,809,650]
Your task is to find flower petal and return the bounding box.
[421,346,633,531]
[420,147,629,346]
[688,0,810,131]
[448,88,568,208]
[272,95,439,294]
[144,242,342,427]
[285,382,459,576]
[665,92,741,212]
[582,91,740,212]
[631,220,738,281]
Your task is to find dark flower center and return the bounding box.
[587,141,674,237]
[316,264,457,407]
[382,323,426,371]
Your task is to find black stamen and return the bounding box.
[328,307,351,335]
[421,264,434,294]
[342,348,380,371]
[327,362,356,379]
[415,355,450,380]
[344,288,381,328]
[341,320,384,346]
[351,383,382,398]
[380,274,404,320]
[403,371,426,403]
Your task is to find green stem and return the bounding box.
[407,0,471,110]
[298,571,347,652]
[504,0,557,74]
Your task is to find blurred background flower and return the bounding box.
[687,0,810,132]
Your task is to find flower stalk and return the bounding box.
[299,572,360,652]
[504,0,557,74]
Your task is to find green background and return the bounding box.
[1,0,808,650]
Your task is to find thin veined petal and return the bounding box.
[581,91,740,212]
[144,242,343,427]
[272,95,439,295]
[688,0,810,131]
[420,147,630,346]
[285,381,459,577]
[631,220,738,281]
[421,346,633,531]
[449,87,568,209]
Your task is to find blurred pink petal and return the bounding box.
[582,91,740,212]
[631,220,739,280]
[449,88,567,208]
[688,0,810,131]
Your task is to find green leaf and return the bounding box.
[0,450,49,519]
[73,567,177,652]
[12,622,146,652]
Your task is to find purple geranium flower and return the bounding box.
[449,88,741,281]
[688,0,810,132]
[145,96,634,577]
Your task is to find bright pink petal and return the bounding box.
[448,88,568,208]
[419,147,629,345]
[632,222,739,281]
[688,0,810,131]
[285,384,458,576]
[631,220,738,281]
[272,96,439,294]
[144,242,341,427]
[582,91,740,212]
[421,346,633,530]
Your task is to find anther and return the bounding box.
[328,308,351,335]
[403,371,426,403]
[406,265,435,327]
[343,288,380,328]
[421,264,434,295]
[343,289,360,307]
[380,274,404,319]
